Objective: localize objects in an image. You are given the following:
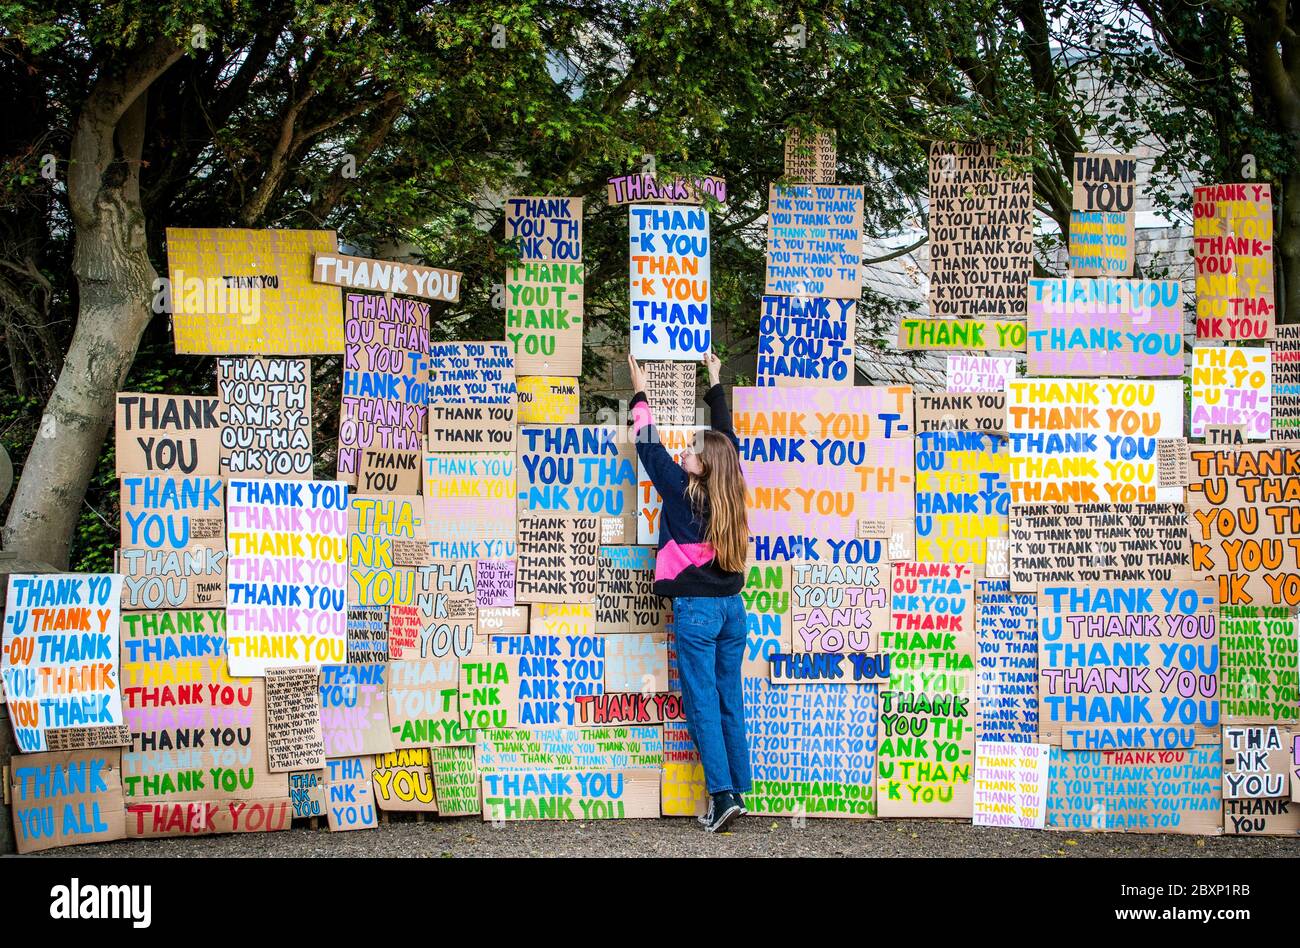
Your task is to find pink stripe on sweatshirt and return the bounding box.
[655,539,717,581]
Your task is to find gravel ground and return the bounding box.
[31,816,1300,858]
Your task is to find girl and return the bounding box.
[627,351,751,833]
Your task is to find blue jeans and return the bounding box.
[673,594,752,795]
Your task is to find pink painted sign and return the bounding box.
[1026,278,1183,377]
[734,386,914,563]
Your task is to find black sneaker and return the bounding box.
[704,795,742,833]
[697,791,745,825]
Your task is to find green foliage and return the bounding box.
[2,0,1294,566]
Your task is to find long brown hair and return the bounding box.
[684,430,749,573]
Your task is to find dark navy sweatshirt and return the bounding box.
[629,383,745,599]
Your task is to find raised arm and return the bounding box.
[703,351,739,450]
[627,354,687,497]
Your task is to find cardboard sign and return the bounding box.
[477,726,663,770]
[661,659,706,817]
[643,360,698,426]
[320,663,392,757]
[756,295,855,386]
[126,798,293,837]
[914,391,1006,434]
[603,632,668,691]
[975,579,1038,743]
[357,447,420,496]
[346,607,388,663]
[597,546,666,634]
[1186,444,1300,607]
[531,603,594,638]
[1223,796,1300,835]
[1191,346,1271,439]
[324,756,377,831]
[265,665,327,772]
[928,142,1033,318]
[787,562,888,654]
[504,196,583,262]
[783,127,837,183]
[10,749,126,853]
[506,262,584,375]
[768,651,891,684]
[115,393,221,477]
[2,574,125,752]
[1222,725,1293,799]
[312,252,461,302]
[1007,378,1184,504]
[1193,183,1275,340]
[1008,503,1192,591]
[481,767,660,821]
[1293,734,1300,804]
[1206,424,1247,444]
[167,227,344,354]
[1069,152,1137,278]
[424,452,517,560]
[571,691,685,725]
[478,605,529,637]
[740,565,787,676]
[119,475,225,609]
[734,386,913,563]
[476,560,516,608]
[1157,438,1190,488]
[517,376,579,423]
[888,562,975,639]
[119,608,288,821]
[408,560,480,660]
[629,205,711,359]
[914,430,1009,566]
[371,748,438,811]
[1072,152,1137,213]
[1026,278,1183,376]
[947,355,1014,393]
[517,425,638,538]
[1037,582,1219,749]
[388,658,470,748]
[515,515,600,604]
[291,772,328,820]
[1046,745,1222,834]
[972,741,1049,829]
[225,478,349,675]
[606,172,726,206]
[1069,210,1135,277]
[1222,730,1300,834]
[877,563,976,817]
[431,745,481,815]
[898,318,1027,351]
[636,425,706,543]
[745,676,878,817]
[337,294,430,486]
[1274,325,1300,439]
[348,495,427,606]
[44,726,131,751]
[216,357,313,478]
[491,633,603,726]
[764,184,863,299]
[1217,606,1298,724]
[459,657,521,730]
[427,341,517,452]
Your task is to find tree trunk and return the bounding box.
[4,202,156,568]
[2,45,176,568]
[1283,170,1300,325]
